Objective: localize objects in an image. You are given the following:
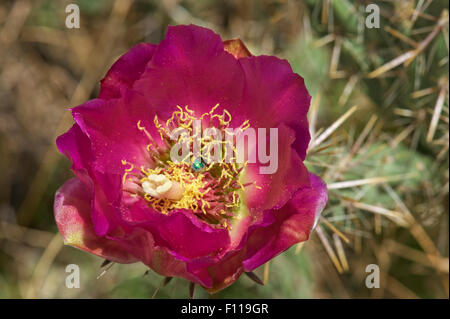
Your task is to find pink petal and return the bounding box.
[242,124,310,217]
[99,43,157,99]
[238,55,311,160]
[242,173,328,271]
[56,123,93,186]
[54,178,138,263]
[56,122,124,236]
[119,199,231,260]
[134,25,245,120]
[72,93,162,176]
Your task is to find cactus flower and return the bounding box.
[54,25,327,293]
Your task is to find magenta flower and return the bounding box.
[54,25,327,293]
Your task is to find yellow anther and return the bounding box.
[223,109,232,124]
[184,105,194,114]
[121,160,134,185]
[137,120,145,131]
[240,120,250,131]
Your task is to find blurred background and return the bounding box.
[0,0,448,299]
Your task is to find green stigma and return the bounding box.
[192,159,205,171]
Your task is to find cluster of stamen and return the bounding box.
[121,104,259,229]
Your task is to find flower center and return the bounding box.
[121,105,259,229]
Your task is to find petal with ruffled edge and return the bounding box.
[134,25,245,120]
[240,124,310,220]
[56,123,93,186]
[186,248,247,293]
[56,121,125,236]
[118,198,230,260]
[72,92,164,176]
[99,43,157,99]
[242,173,328,271]
[54,178,138,263]
[238,55,311,160]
